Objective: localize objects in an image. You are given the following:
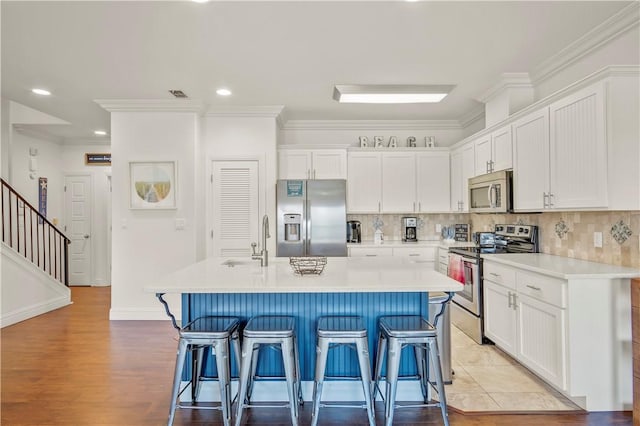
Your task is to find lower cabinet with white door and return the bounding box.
[482,255,635,411]
[349,243,437,269]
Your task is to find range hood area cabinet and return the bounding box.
[474,125,513,176]
[450,144,475,212]
[278,148,347,180]
[512,74,640,212]
[346,150,450,214]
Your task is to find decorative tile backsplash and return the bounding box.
[350,211,640,268]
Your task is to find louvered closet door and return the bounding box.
[211,161,259,257]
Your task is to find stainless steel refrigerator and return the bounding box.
[276,179,347,257]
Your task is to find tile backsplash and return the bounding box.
[350,211,640,269]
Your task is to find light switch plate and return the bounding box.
[593,231,603,248]
[175,218,186,230]
[435,224,442,232]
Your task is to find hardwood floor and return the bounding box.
[1,287,633,425]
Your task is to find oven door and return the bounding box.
[448,254,481,316]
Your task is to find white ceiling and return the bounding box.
[1,1,632,143]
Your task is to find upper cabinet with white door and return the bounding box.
[278,148,347,180]
[450,143,474,212]
[474,125,512,176]
[347,149,450,214]
[513,81,607,211]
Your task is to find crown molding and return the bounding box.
[282,119,462,131]
[457,105,486,129]
[205,105,284,118]
[476,73,533,104]
[94,99,205,113]
[61,137,111,146]
[531,2,640,85]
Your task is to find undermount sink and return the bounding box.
[221,259,253,267]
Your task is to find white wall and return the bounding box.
[1,98,10,180]
[61,144,112,285]
[10,130,64,224]
[201,115,278,256]
[534,26,640,101]
[280,126,467,148]
[110,111,198,320]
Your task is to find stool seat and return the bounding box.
[379,315,436,338]
[181,316,241,338]
[317,316,367,338]
[168,316,241,426]
[243,315,295,338]
[312,316,375,426]
[375,315,449,426]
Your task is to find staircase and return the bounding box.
[1,178,71,327]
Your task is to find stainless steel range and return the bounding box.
[447,224,538,344]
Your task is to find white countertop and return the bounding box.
[481,253,640,280]
[349,239,472,249]
[144,256,462,294]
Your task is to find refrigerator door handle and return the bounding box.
[306,199,311,255]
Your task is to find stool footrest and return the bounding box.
[319,402,369,409]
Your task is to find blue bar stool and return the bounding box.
[374,315,449,426]
[311,316,375,426]
[235,315,303,426]
[168,315,241,426]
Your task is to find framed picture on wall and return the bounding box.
[129,161,177,209]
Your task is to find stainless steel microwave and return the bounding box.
[468,170,513,213]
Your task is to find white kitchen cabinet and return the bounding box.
[347,152,382,213]
[381,152,416,213]
[483,280,518,356]
[437,247,449,274]
[484,261,567,391]
[513,81,608,211]
[416,151,450,212]
[474,125,512,176]
[512,108,549,210]
[450,143,474,212]
[348,246,392,257]
[516,293,566,390]
[549,82,607,209]
[392,246,436,260]
[279,149,347,180]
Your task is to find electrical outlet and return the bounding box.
[593,232,603,248]
[435,224,442,233]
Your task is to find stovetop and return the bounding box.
[448,224,539,258]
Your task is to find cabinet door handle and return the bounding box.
[418,201,421,211]
[409,253,420,257]
[526,284,541,291]
[489,272,500,278]
[413,201,416,212]
[313,169,316,179]
[548,193,554,207]
[490,160,494,173]
[365,254,377,257]
[543,192,549,208]
[507,291,513,308]
[307,169,310,179]
[378,201,381,213]
[512,293,517,310]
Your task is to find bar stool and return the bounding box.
[311,316,376,426]
[168,315,241,426]
[235,315,303,426]
[374,315,449,426]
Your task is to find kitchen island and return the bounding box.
[145,256,461,402]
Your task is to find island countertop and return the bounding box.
[144,256,462,294]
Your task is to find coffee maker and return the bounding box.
[402,217,418,242]
[346,220,361,243]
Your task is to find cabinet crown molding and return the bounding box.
[282,119,462,131]
[205,105,284,118]
[476,73,533,104]
[94,99,205,112]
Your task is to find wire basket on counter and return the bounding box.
[289,256,327,275]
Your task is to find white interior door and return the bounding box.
[64,174,92,286]
[210,160,259,257]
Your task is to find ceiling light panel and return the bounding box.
[31,88,51,96]
[216,88,232,96]
[333,84,455,104]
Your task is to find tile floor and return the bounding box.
[445,326,582,412]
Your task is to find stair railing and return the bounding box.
[1,178,70,286]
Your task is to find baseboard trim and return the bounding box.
[1,296,71,328]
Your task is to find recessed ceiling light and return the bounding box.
[31,88,51,96]
[216,88,232,96]
[333,84,455,104]
[94,130,107,136]
[192,0,210,3]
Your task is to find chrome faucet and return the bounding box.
[251,214,270,267]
